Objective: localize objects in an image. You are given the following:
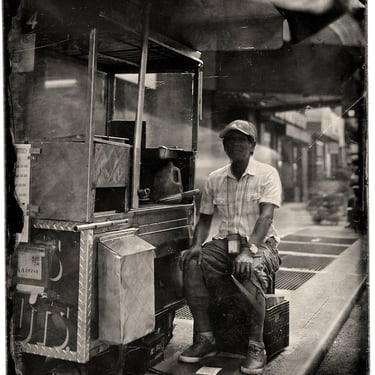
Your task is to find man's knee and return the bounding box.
[239,278,266,310]
[184,257,203,278]
[183,257,206,291]
[187,257,200,268]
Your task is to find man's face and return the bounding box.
[223,131,255,162]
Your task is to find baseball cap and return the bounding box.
[219,120,257,141]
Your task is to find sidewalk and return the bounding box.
[150,202,366,375]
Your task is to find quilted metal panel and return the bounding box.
[119,251,155,342]
[94,142,130,187]
[98,235,155,345]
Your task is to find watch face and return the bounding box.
[250,244,258,255]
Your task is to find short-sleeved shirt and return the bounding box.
[200,157,282,242]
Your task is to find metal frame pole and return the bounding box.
[86,28,98,221]
[105,73,115,134]
[192,65,203,152]
[189,65,203,191]
[131,1,151,209]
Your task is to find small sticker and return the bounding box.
[17,251,44,280]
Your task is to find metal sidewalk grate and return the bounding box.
[275,270,316,290]
[176,304,193,320]
[282,234,357,245]
[278,242,347,255]
[279,254,335,271]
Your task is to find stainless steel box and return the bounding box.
[98,230,155,345]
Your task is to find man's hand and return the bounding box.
[179,245,203,270]
[233,248,254,279]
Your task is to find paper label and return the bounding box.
[17,249,45,280]
[196,367,222,375]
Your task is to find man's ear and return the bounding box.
[250,140,256,153]
[223,139,228,152]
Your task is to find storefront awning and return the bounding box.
[151,0,364,51]
[12,0,364,111]
[151,0,364,111]
[207,43,363,99]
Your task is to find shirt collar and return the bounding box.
[247,157,256,176]
[226,157,256,179]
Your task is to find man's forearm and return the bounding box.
[248,215,273,245]
[248,203,276,245]
[192,213,212,247]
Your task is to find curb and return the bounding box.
[265,238,366,375]
[289,277,367,375]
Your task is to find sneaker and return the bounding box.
[178,334,217,363]
[240,340,266,374]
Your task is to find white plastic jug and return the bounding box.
[152,162,183,202]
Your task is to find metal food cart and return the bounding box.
[9,1,203,372]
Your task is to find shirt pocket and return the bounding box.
[214,193,229,215]
[244,190,261,215]
[245,190,261,202]
[214,193,228,206]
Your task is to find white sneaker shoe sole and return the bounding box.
[178,351,217,363]
[240,365,265,374]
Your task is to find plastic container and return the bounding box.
[152,162,183,202]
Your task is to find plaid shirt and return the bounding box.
[200,158,282,242]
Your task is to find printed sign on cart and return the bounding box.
[15,144,31,242]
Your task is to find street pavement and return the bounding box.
[152,202,368,375]
[315,287,369,375]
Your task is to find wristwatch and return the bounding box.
[249,243,259,255]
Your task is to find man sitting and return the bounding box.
[179,120,282,374]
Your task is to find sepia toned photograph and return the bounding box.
[3,1,368,374]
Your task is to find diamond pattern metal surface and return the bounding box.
[281,234,357,245]
[275,270,315,290]
[175,305,193,320]
[279,254,335,271]
[278,242,347,255]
